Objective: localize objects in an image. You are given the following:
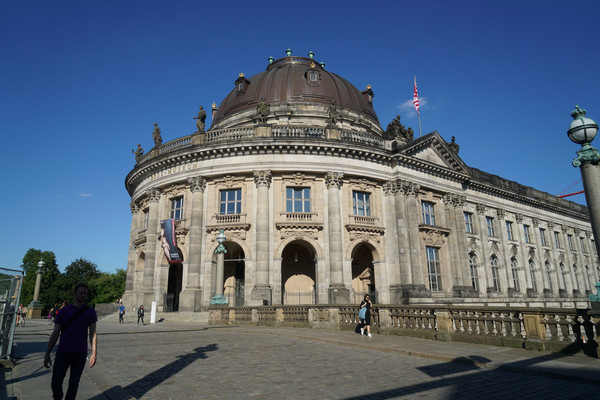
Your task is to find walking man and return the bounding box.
[44,283,98,400]
[118,301,125,323]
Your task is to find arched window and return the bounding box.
[585,265,591,292]
[529,259,537,292]
[490,255,501,292]
[511,257,520,292]
[545,261,553,291]
[560,262,567,290]
[469,252,479,291]
[573,265,580,291]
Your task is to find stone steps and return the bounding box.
[99,311,209,324]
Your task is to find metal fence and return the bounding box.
[0,267,24,360]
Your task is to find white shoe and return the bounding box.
[360,328,364,335]
[367,333,372,337]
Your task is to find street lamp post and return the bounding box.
[27,260,44,318]
[210,229,229,305]
[567,106,600,311]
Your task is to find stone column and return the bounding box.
[394,180,412,301]
[251,170,272,304]
[404,181,427,295]
[532,218,548,294]
[383,181,401,302]
[180,176,206,311]
[443,193,472,296]
[122,201,140,307]
[143,188,161,307]
[325,172,350,303]
[476,204,492,292]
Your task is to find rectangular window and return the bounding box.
[464,212,474,234]
[539,228,547,246]
[469,253,479,291]
[352,191,371,216]
[286,187,311,213]
[568,234,574,251]
[580,237,587,253]
[426,246,442,292]
[486,216,496,237]
[524,225,531,243]
[143,210,149,229]
[170,197,183,220]
[506,221,514,241]
[421,201,436,226]
[219,189,242,215]
[554,232,562,249]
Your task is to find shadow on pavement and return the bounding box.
[88,343,218,400]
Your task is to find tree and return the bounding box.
[90,269,126,305]
[20,248,61,310]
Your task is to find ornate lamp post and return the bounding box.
[567,106,600,310]
[210,229,229,305]
[27,260,44,318]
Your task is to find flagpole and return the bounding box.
[418,110,422,137]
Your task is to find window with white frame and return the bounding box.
[486,216,496,237]
[286,187,311,213]
[511,257,520,292]
[426,246,442,291]
[421,201,436,226]
[352,191,371,216]
[524,225,531,243]
[170,197,183,220]
[529,259,537,292]
[464,212,474,234]
[506,221,514,241]
[220,189,242,215]
[469,252,479,291]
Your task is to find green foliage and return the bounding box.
[19,248,126,310]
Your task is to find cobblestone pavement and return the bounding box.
[3,319,600,399]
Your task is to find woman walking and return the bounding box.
[359,294,372,337]
[137,305,145,325]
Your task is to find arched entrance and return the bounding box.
[223,242,245,306]
[281,241,316,304]
[167,259,183,312]
[351,243,375,303]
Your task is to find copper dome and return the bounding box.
[211,53,380,129]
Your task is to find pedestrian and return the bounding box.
[118,302,125,323]
[359,294,373,337]
[44,283,98,400]
[50,303,59,324]
[137,305,144,325]
[16,304,26,327]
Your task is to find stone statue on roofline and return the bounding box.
[194,106,207,134]
[256,99,270,124]
[132,144,144,162]
[383,114,414,142]
[152,123,162,146]
[448,136,460,154]
[327,100,338,126]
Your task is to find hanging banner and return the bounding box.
[160,219,182,263]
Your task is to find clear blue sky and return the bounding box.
[2,1,599,273]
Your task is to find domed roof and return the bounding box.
[211,52,380,129]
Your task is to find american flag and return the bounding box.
[413,76,419,113]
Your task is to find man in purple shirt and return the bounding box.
[44,283,98,400]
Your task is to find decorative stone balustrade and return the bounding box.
[209,305,599,353]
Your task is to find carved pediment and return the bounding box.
[397,132,471,176]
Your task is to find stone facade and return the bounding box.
[123,53,598,312]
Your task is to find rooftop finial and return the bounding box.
[571,105,586,119]
[239,72,245,78]
[268,56,274,64]
[308,51,314,59]
[320,61,326,69]
[286,48,292,57]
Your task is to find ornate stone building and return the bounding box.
[124,50,598,312]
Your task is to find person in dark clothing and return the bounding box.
[359,294,373,337]
[137,305,145,325]
[44,283,98,400]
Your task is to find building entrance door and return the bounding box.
[167,263,183,311]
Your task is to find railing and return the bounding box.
[341,130,384,147]
[349,215,378,226]
[209,304,600,353]
[280,212,317,222]
[214,214,246,225]
[206,127,255,143]
[272,126,325,138]
[158,136,192,155]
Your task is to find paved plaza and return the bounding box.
[2,318,600,399]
